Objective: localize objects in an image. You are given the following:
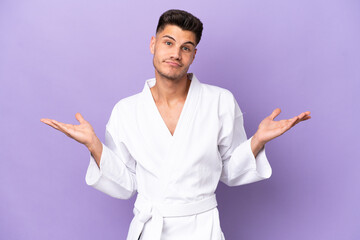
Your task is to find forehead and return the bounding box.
[156,24,196,44]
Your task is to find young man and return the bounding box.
[41,9,310,240]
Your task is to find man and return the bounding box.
[41,9,310,240]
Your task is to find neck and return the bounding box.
[151,72,191,106]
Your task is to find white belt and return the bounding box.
[127,194,218,240]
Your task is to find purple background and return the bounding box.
[1,0,359,239]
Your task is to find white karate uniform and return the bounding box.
[85,74,272,240]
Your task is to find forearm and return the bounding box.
[251,132,266,158]
[86,136,103,167]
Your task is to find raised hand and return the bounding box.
[41,113,103,164]
[251,108,311,157]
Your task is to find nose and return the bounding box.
[170,47,181,60]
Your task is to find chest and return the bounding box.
[155,101,185,136]
[120,89,222,184]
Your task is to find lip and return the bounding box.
[165,61,182,67]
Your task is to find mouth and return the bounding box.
[164,60,182,67]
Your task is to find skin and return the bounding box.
[41,24,311,167]
[149,25,197,136]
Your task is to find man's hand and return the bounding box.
[40,113,103,166]
[251,108,311,157]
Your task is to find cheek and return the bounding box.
[184,54,195,64]
[154,48,165,60]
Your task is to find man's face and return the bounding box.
[150,24,197,81]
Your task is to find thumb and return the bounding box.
[75,112,86,124]
[269,108,281,120]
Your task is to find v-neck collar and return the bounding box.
[142,73,201,140]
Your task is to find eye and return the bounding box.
[182,46,191,51]
[165,41,172,46]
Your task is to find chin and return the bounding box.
[154,61,189,81]
[164,72,187,81]
[160,74,179,81]
[157,69,187,81]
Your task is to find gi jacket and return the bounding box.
[85,74,272,240]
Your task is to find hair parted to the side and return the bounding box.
[156,9,203,45]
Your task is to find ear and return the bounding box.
[150,36,156,54]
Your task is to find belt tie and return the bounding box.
[128,194,218,240]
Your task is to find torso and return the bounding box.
[150,82,188,136]
[154,100,185,136]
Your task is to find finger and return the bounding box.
[291,111,311,124]
[297,111,311,119]
[75,113,86,124]
[40,118,52,125]
[298,111,311,119]
[40,119,61,131]
[294,117,303,126]
[269,108,281,120]
[290,116,299,127]
[292,115,311,126]
[297,112,306,119]
[51,120,74,135]
[280,117,298,133]
[298,115,312,122]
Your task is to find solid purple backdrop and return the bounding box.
[1,0,359,239]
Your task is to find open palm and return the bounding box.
[41,113,96,148]
[256,108,311,144]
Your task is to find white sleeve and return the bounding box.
[85,103,137,199]
[218,92,272,187]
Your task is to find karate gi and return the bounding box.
[85,74,272,240]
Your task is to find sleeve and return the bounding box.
[85,103,137,199]
[218,92,272,187]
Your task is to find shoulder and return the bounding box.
[200,82,237,105]
[200,82,242,118]
[106,92,142,127]
[112,92,142,113]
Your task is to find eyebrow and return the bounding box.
[162,35,196,47]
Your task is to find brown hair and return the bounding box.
[156,9,203,45]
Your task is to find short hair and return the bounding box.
[156,9,203,45]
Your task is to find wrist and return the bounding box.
[86,136,103,167]
[86,135,101,153]
[252,132,266,147]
